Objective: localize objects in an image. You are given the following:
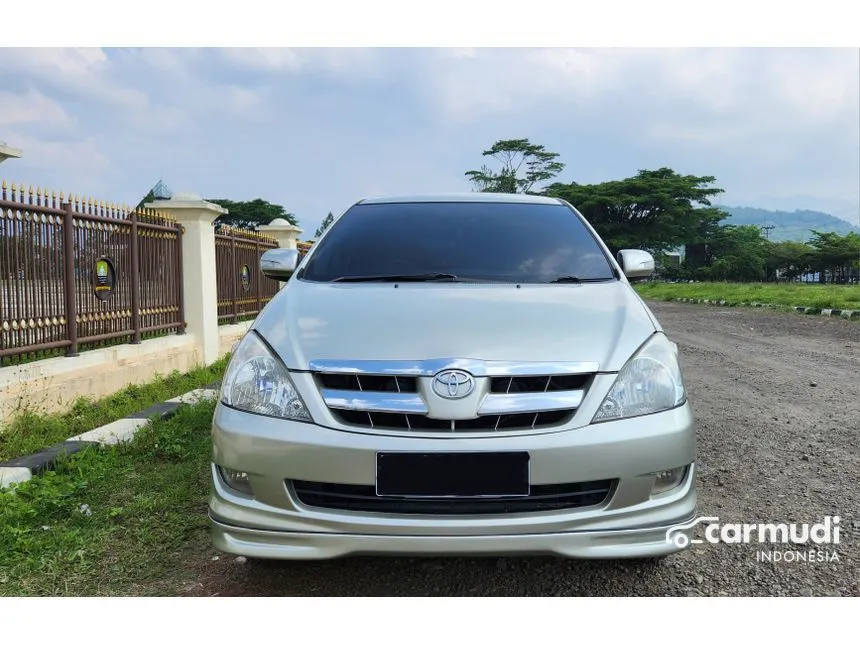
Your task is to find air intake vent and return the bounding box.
[291,479,616,514]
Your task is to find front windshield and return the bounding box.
[300,201,616,284]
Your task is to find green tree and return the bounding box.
[315,212,335,238]
[806,230,860,283]
[765,240,813,281]
[545,168,726,256]
[706,225,770,282]
[206,198,298,230]
[465,138,565,194]
[135,189,155,212]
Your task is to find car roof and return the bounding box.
[357,193,563,205]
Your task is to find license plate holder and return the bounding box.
[376,451,530,498]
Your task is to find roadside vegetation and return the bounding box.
[634,282,860,311]
[141,137,858,284]
[0,399,217,596]
[464,138,860,285]
[0,356,228,462]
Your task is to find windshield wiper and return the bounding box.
[332,272,461,283]
[547,276,614,284]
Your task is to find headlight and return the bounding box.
[220,331,312,422]
[593,333,686,422]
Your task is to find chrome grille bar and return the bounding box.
[313,358,594,433]
[308,358,599,377]
[322,389,428,414]
[478,391,585,415]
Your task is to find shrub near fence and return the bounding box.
[214,226,280,324]
[0,181,184,366]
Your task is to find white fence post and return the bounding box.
[146,193,226,365]
[256,217,303,250]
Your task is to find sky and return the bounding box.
[1,47,858,237]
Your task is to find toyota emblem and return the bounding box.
[432,369,475,399]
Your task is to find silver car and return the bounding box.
[209,193,696,560]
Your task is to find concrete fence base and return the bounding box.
[0,321,251,424]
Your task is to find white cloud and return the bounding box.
[761,49,859,125]
[121,47,201,78]
[1,47,856,227]
[0,47,108,79]
[423,48,859,134]
[218,48,303,71]
[2,131,110,188]
[423,49,646,121]
[217,47,388,80]
[0,89,73,127]
[225,85,265,113]
[126,104,191,133]
[645,122,742,145]
[0,48,146,109]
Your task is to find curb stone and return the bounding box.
[0,467,31,487]
[669,298,858,319]
[0,384,220,489]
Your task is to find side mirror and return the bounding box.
[260,248,299,281]
[617,249,655,280]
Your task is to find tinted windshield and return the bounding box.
[300,201,616,283]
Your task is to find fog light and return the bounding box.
[650,466,687,495]
[218,466,253,495]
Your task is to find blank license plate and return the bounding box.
[376,452,530,498]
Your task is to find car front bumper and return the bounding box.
[208,402,697,560]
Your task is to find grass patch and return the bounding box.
[0,399,216,596]
[634,282,860,311]
[0,356,229,463]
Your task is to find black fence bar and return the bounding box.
[62,200,78,357]
[214,226,280,325]
[0,180,185,364]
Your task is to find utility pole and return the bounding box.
[760,213,775,240]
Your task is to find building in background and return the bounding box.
[0,141,22,164]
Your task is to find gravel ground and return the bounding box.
[186,302,859,596]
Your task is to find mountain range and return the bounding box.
[719,206,859,243]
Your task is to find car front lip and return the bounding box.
[208,402,696,557]
[209,513,698,560]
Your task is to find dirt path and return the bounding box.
[178,303,860,596]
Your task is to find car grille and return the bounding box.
[334,409,571,431]
[310,358,596,434]
[290,479,616,515]
[317,373,589,395]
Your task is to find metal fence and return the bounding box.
[214,226,280,324]
[0,181,184,364]
[297,240,314,260]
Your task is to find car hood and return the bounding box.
[253,280,658,373]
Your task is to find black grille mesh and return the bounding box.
[291,479,616,514]
[489,374,592,393]
[318,373,418,393]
